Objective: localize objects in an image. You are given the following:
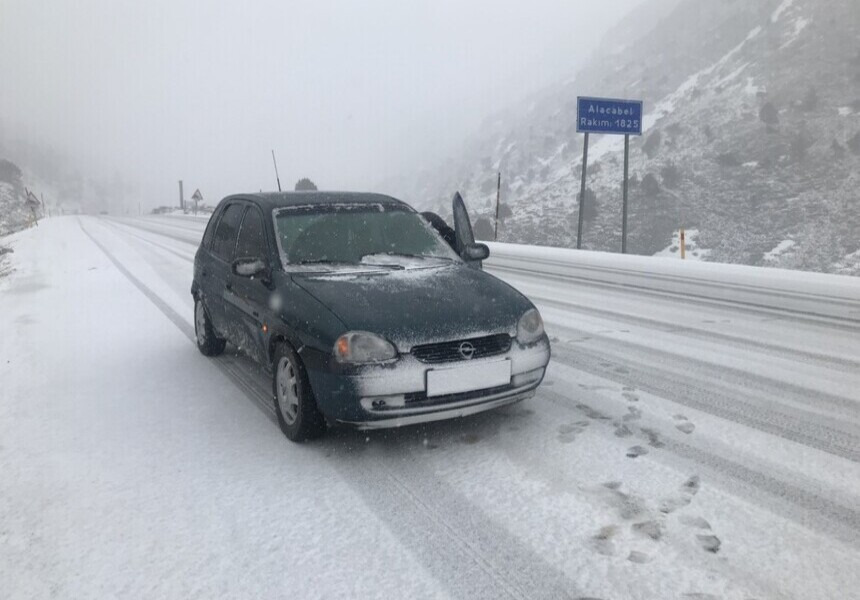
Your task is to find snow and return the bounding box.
[780,16,810,49]
[642,26,762,131]
[743,77,761,96]
[771,0,795,23]
[763,239,796,262]
[3,216,860,600]
[838,106,854,116]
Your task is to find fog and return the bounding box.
[0,0,644,210]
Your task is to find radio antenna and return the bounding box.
[271,150,282,192]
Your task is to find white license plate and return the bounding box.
[425,359,511,398]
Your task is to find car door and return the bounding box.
[205,202,246,337]
[452,192,482,270]
[228,205,271,364]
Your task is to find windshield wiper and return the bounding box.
[359,252,454,261]
[293,259,350,265]
[293,258,405,270]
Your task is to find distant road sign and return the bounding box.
[576,96,643,136]
[191,189,203,201]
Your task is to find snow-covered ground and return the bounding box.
[2,216,859,599]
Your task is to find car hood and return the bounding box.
[291,264,532,348]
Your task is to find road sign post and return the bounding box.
[191,189,203,215]
[576,133,589,249]
[576,96,643,253]
[493,172,501,241]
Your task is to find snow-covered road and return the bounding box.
[2,215,859,600]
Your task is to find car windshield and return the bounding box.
[274,203,459,266]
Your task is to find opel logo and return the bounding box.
[458,341,475,360]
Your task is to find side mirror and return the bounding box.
[232,257,267,278]
[463,243,490,262]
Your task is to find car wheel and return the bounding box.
[194,298,226,356]
[272,342,327,442]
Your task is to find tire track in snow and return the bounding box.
[80,218,583,600]
[488,262,860,331]
[553,328,860,446]
[525,290,860,374]
[550,341,860,463]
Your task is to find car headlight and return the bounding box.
[517,308,545,344]
[334,331,398,364]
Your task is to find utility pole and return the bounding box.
[493,172,502,241]
[178,180,184,211]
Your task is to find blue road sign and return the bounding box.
[576,96,643,136]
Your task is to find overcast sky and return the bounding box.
[0,0,644,208]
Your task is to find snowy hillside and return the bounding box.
[0,159,36,236]
[387,0,860,276]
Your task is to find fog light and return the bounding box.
[512,368,545,387]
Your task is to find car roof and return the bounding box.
[219,191,411,212]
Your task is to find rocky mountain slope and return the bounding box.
[389,0,860,275]
[0,159,37,236]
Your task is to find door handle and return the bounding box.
[202,269,208,277]
[226,282,232,291]
[252,311,259,318]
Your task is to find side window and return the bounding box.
[201,210,220,248]
[211,203,245,262]
[235,208,267,259]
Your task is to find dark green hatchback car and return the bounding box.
[191,191,550,441]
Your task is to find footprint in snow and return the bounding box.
[660,475,701,513]
[640,427,665,448]
[627,550,652,564]
[622,406,642,422]
[577,403,611,420]
[632,520,663,541]
[603,486,646,519]
[674,414,696,434]
[614,422,633,438]
[592,525,618,556]
[614,366,630,375]
[696,534,722,553]
[626,445,649,459]
[682,475,701,495]
[557,421,589,444]
[622,391,639,402]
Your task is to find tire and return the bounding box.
[272,342,327,442]
[194,297,226,357]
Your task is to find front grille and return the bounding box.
[404,383,514,405]
[411,333,512,364]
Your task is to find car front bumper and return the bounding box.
[304,335,550,428]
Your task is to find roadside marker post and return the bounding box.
[576,97,643,252]
[680,228,686,260]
